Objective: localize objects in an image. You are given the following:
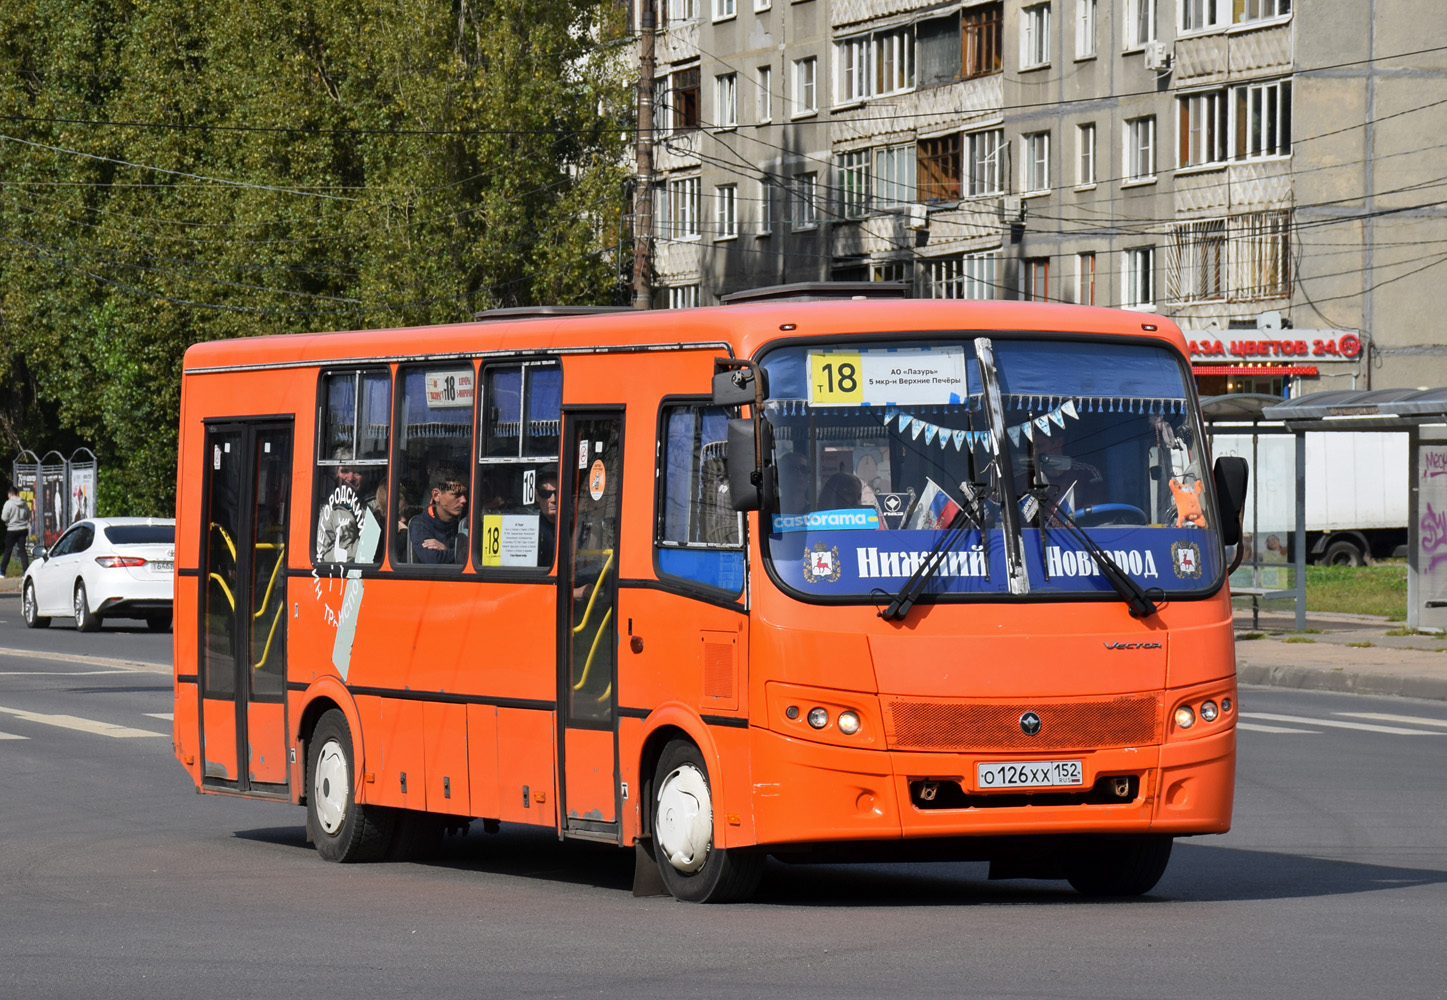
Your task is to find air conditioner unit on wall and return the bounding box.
[1143,41,1172,72]
[906,204,929,231]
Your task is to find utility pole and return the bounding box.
[632,3,656,310]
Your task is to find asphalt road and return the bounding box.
[0,592,1444,998]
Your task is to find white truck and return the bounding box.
[1210,430,1408,565]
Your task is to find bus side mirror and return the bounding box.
[711,361,767,407]
[1213,456,1249,548]
[726,418,771,511]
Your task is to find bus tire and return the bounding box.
[652,739,763,903]
[1065,835,1173,897]
[307,709,395,863]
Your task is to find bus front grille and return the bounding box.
[884,694,1163,752]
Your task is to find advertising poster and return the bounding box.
[70,465,96,523]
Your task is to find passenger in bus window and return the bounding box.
[316,450,366,562]
[409,467,469,564]
[817,472,867,511]
[1030,430,1103,512]
[777,451,811,513]
[537,468,559,570]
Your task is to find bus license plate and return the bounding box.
[977,760,1084,790]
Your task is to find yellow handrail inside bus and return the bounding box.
[209,523,236,562]
[252,543,286,621]
[208,573,235,611]
[253,598,285,672]
[571,607,614,692]
[571,548,615,636]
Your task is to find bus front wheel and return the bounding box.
[1065,835,1173,897]
[652,739,763,903]
[307,709,395,863]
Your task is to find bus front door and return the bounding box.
[557,409,622,839]
[197,420,293,797]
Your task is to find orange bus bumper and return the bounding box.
[748,725,1235,846]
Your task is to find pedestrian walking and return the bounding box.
[2,486,32,577]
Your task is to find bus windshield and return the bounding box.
[759,334,1220,603]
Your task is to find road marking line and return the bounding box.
[0,646,168,674]
[1336,712,1447,728]
[1238,722,1320,734]
[0,731,27,740]
[1241,712,1444,736]
[145,712,173,721]
[0,704,167,739]
[0,669,137,677]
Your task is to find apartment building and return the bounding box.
[638,0,1447,392]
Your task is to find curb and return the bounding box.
[1238,663,1447,702]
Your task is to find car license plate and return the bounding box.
[977,760,1084,790]
[151,560,174,573]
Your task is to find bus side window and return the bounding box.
[314,370,390,567]
[655,402,744,596]
[476,361,561,572]
[395,365,475,568]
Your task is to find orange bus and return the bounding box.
[172,292,1248,902]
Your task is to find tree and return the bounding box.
[0,0,633,513]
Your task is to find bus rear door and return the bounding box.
[557,409,623,839]
[195,420,293,796]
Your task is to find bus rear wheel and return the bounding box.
[307,709,395,863]
[1065,835,1173,897]
[652,739,763,903]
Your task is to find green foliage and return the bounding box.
[0,0,633,514]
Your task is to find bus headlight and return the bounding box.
[1174,706,1196,729]
[1200,700,1219,722]
[807,707,830,729]
[837,711,861,735]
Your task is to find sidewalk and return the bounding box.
[3,574,1443,699]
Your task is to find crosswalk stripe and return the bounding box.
[145,712,174,721]
[1335,712,1447,729]
[1238,721,1320,734]
[1241,712,1443,736]
[0,731,27,740]
[0,704,167,739]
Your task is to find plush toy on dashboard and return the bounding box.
[1169,478,1208,529]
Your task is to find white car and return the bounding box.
[21,517,176,632]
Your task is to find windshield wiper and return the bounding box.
[1034,491,1161,619]
[879,481,991,622]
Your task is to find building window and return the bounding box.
[715,73,737,128]
[668,0,699,21]
[1076,0,1097,58]
[1125,116,1156,181]
[838,150,871,219]
[758,179,774,235]
[923,251,999,300]
[875,145,916,207]
[1235,0,1290,22]
[713,0,736,20]
[661,176,701,239]
[670,68,700,133]
[918,15,962,85]
[967,129,1004,196]
[1024,257,1050,301]
[1125,0,1156,47]
[1235,79,1291,159]
[918,133,963,203]
[1235,210,1291,299]
[1075,252,1096,305]
[653,77,670,138]
[964,4,1004,78]
[1123,246,1156,308]
[1076,123,1096,185]
[756,66,772,123]
[1181,0,1224,31]
[1179,90,1229,166]
[1167,219,1226,301]
[793,172,818,229]
[667,285,701,309]
[835,27,913,103]
[1021,4,1051,69]
[792,57,817,115]
[716,184,738,239]
[873,260,909,283]
[755,0,771,9]
[1023,131,1050,194]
